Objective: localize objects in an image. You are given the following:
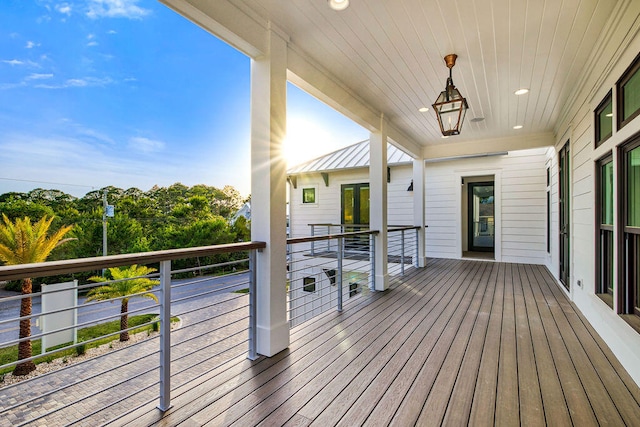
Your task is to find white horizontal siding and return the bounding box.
[426,147,548,263]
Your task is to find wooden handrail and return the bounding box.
[287,229,379,245]
[0,241,267,281]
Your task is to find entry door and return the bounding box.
[468,182,495,252]
[559,142,571,290]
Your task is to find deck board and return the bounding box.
[111,259,640,427]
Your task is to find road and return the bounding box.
[0,272,250,347]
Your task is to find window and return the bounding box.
[303,276,316,293]
[595,91,613,147]
[617,53,640,130]
[596,154,614,307]
[302,188,316,204]
[621,135,640,317]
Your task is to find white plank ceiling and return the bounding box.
[185,0,622,149]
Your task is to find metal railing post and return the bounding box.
[415,228,420,268]
[158,260,172,412]
[248,249,258,360]
[327,225,332,252]
[370,234,376,291]
[401,229,405,276]
[337,237,343,312]
[310,225,315,256]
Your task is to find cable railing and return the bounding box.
[0,241,264,426]
[287,229,378,328]
[287,225,421,327]
[387,225,420,277]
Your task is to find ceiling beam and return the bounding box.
[160,0,267,58]
[423,132,554,160]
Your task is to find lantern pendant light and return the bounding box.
[432,54,468,136]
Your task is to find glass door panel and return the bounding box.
[468,182,494,252]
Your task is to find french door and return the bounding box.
[341,183,370,251]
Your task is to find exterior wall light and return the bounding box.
[432,54,469,136]
[328,0,349,11]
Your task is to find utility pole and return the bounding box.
[102,190,114,275]
[102,190,108,258]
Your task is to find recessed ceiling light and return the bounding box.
[514,88,529,95]
[513,125,523,129]
[470,117,485,122]
[328,0,349,10]
[418,107,429,112]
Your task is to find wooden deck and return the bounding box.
[116,258,640,426]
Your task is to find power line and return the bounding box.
[0,177,96,189]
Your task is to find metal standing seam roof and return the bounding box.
[287,140,414,174]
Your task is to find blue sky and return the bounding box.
[0,0,367,197]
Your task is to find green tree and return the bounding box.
[87,265,159,342]
[0,214,74,375]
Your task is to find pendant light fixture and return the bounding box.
[432,54,468,136]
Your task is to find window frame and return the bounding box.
[617,52,640,131]
[595,90,613,147]
[302,187,316,204]
[303,276,316,293]
[595,152,614,307]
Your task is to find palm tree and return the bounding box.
[87,265,159,342]
[0,214,74,376]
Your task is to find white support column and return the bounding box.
[413,158,427,267]
[370,125,389,291]
[250,27,289,357]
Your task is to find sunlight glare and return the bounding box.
[283,117,333,167]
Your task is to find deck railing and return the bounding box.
[287,225,420,327]
[0,241,264,425]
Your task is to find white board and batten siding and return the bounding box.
[425,147,549,264]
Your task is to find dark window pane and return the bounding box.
[629,146,640,227]
[623,69,640,122]
[302,188,315,203]
[303,277,316,292]
[601,161,614,225]
[595,92,612,146]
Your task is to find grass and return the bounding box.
[0,314,178,375]
[233,288,249,294]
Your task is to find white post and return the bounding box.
[412,158,427,267]
[370,125,389,290]
[250,27,290,357]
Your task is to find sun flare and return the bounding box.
[283,117,333,167]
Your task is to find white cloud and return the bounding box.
[25,41,41,49]
[87,33,95,40]
[25,73,54,80]
[86,0,150,20]
[129,137,166,153]
[3,59,23,66]
[1,59,40,68]
[87,41,98,47]
[107,30,117,34]
[34,76,113,89]
[55,2,72,15]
